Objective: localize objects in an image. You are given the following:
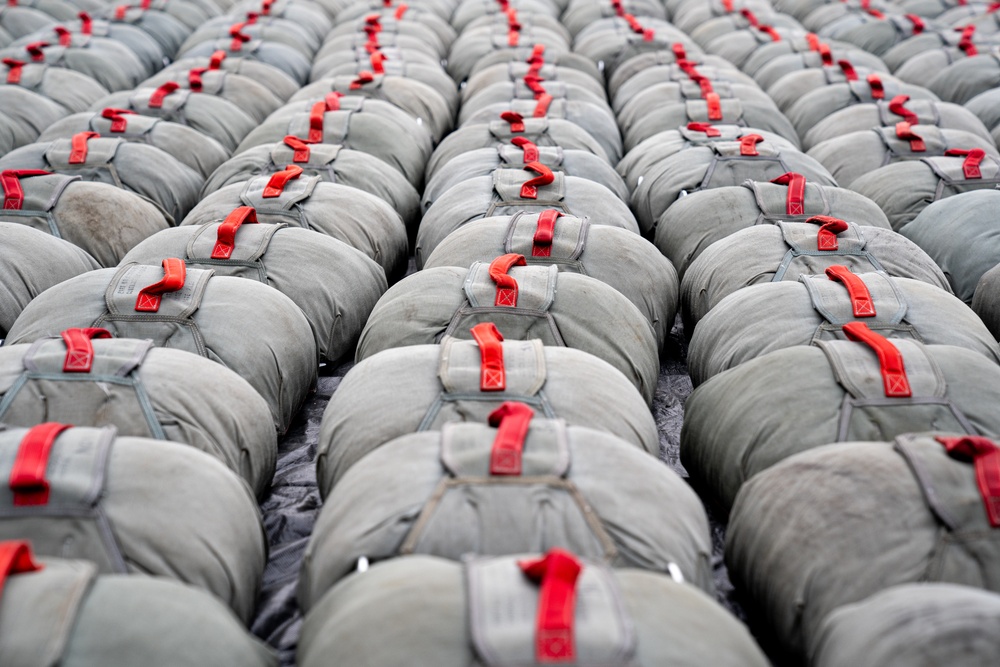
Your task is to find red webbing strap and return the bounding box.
[114,3,128,18]
[78,11,92,34]
[502,110,526,133]
[507,8,520,46]
[3,58,23,84]
[149,81,179,108]
[825,265,876,317]
[188,66,207,91]
[245,11,259,24]
[489,253,527,306]
[2,169,50,210]
[905,14,924,34]
[770,172,806,216]
[818,42,833,65]
[610,0,625,18]
[69,131,100,164]
[284,135,311,162]
[470,322,506,391]
[0,541,44,600]
[524,72,546,97]
[394,2,408,19]
[806,32,821,52]
[25,41,48,62]
[740,134,763,156]
[350,70,375,89]
[958,25,978,56]
[671,43,686,60]
[10,423,72,506]
[704,90,722,121]
[842,321,912,398]
[212,206,258,259]
[308,101,327,142]
[54,26,72,47]
[936,435,1000,527]
[807,215,850,251]
[488,401,534,475]
[370,50,386,74]
[838,59,858,81]
[686,122,720,137]
[519,549,583,664]
[260,0,273,14]
[141,0,152,9]
[532,209,561,257]
[60,327,111,372]
[623,13,654,41]
[364,14,381,32]
[209,50,226,69]
[521,162,554,199]
[945,148,986,179]
[365,29,380,54]
[990,1,1000,11]
[229,21,251,51]
[867,73,885,100]
[895,121,925,152]
[533,94,552,117]
[135,258,186,312]
[263,164,303,198]
[526,44,545,72]
[101,107,135,133]
[757,23,781,41]
[722,0,734,12]
[888,94,917,124]
[740,8,759,27]
[511,136,539,161]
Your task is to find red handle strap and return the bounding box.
[364,14,381,32]
[958,25,978,56]
[78,11,92,34]
[114,1,129,16]
[501,110,525,133]
[370,49,386,74]
[489,254,527,306]
[611,0,625,17]
[470,322,506,391]
[838,59,858,81]
[511,136,539,162]
[2,169,50,210]
[905,14,924,34]
[229,21,251,51]
[307,96,340,142]
[101,107,135,133]
[740,8,759,27]
[0,541,44,600]
[895,121,925,152]
[671,42,687,60]
[488,401,534,475]
[814,42,833,65]
[394,2,408,19]
[623,13,654,41]
[212,206,258,259]
[825,265,876,317]
[3,57,23,84]
[756,23,781,41]
[740,134,763,156]
[507,7,520,46]
[263,164,303,198]
[188,66,207,91]
[53,26,72,47]
[936,435,1000,527]
[61,327,112,372]
[807,215,850,251]
[209,49,226,69]
[533,93,552,118]
[283,135,311,162]
[842,321,912,397]
[771,172,806,216]
[532,209,561,257]
[526,44,545,70]
[135,258,187,312]
[945,148,986,179]
[518,549,583,664]
[867,73,885,100]
[261,0,274,14]
[350,70,375,89]
[704,91,723,121]
[10,423,72,506]
[686,122,720,137]
[149,81,179,108]
[806,32,821,52]
[25,41,48,62]
[69,131,100,164]
[524,73,547,97]
[521,162,554,199]
[888,94,917,124]
[141,0,152,9]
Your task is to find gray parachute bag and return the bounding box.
[684,324,1000,513]
[0,542,278,666]
[416,163,638,266]
[101,3,193,57]
[449,0,560,34]
[964,86,1000,146]
[655,174,890,279]
[607,49,747,100]
[0,170,170,267]
[464,61,605,104]
[121,206,387,362]
[298,552,770,667]
[355,257,660,402]
[753,45,890,93]
[0,32,147,91]
[200,136,420,230]
[311,46,459,95]
[690,10,804,49]
[0,424,265,622]
[0,60,109,113]
[447,22,569,81]
[424,211,678,345]
[326,7,453,51]
[811,584,1000,667]
[0,132,203,225]
[0,331,277,497]
[182,166,408,280]
[740,30,887,77]
[301,403,712,609]
[611,63,761,113]
[973,262,1000,340]
[0,224,99,336]
[850,150,1000,231]
[927,48,1000,103]
[573,16,698,77]
[316,331,660,493]
[135,67,285,124]
[178,36,311,84]
[179,16,320,59]
[4,261,317,434]
[727,432,1000,660]
[0,86,68,155]
[681,217,952,329]
[689,267,1000,385]
[156,52,300,101]
[38,109,230,179]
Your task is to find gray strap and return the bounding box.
[677,124,745,143]
[874,124,947,159]
[464,261,557,311]
[777,220,869,255]
[129,87,191,115]
[921,155,1000,185]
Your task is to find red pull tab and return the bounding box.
[936,435,1000,527]
[54,26,72,47]
[229,22,251,51]
[470,322,506,391]
[511,136,539,162]
[533,94,552,118]
[757,24,781,41]
[771,172,806,216]
[501,110,525,133]
[945,148,986,179]
[867,74,885,100]
[704,92,722,121]
[325,91,341,111]
[135,258,187,312]
[518,549,583,664]
[61,327,112,372]
[842,321,912,397]
[263,164,303,198]
[526,44,545,69]
[364,14,381,31]
[808,215,850,251]
[838,59,858,81]
[114,1,128,16]
[2,169,50,210]
[905,14,924,34]
[888,94,917,124]
[895,121,925,152]
[611,0,625,17]
[521,162,554,199]
[10,423,72,506]
[188,67,207,91]
[0,541,44,599]
[350,70,375,89]
[101,107,135,133]
[283,135,311,162]
[722,0,734,11]
[488,401,534,475]
[740,8,759,27]
[3,58,23,84]
[212,206,257,259]
[958,25,978,56]
[806,32,821,52]
[394,2,408,19]
[370,50,386,74]
[25,41,48,62]
[507,8,520,46]
[818,43,833,66]
[740,134,763,156]
[78,11,92,34]
[686,122,720,137]
[69,131,99,164]
[825,265,876,317]
[149,81,179,108]
[524,73,546,97]
[209,50,226,69]
[532,209,560,257]
[671,43,687,60]
[308,100,326,142]
[489,254,527,306]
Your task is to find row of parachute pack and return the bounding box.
[2,0,1000,664]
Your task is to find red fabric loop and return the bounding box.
[808,215,850,251]
[100,107,135,133]
[229,22,251,51]
[394,2,408,19]
[936,435,1000,527]
[740,134,764,156]
[524,73,546,96]
[261,0,274,15]
[188,66,207,91]
[487,401,534,475]
[895,121,925,152]
[135,258,186,312]
[758,24,781,41]
[825,265,876,317]
[149,81,179,108]
[283,135,311,162]
[0,541,44,599]
[905,14,924,34]
[78,11,92,35]
[350,70,375,89]
[722,0,734,12]
[521,162,554,199]
[806,32,821,52]
[470,322,506,391]
[53,26,72,47]
[501,110,526,133]
[838,59,858,81]
[818,42,833,65]
[671,42,687,60]
[610,0,625,17]
[526,44,545,70]
[25,41,48,62]
[888,94,917,124]
[209,50,226,69]
[263,164,303,198]
[2,169,50,210]
[212,206,258,259]
[370,50,386,74]
[740,8,759,27]
[704,92,723,121]
[867,73,885,99]
[957,25,977,56]
[511,136,539,162]
[533,94,552,117]
[69,131,100,164]
[489,253,527,307]
[518,549,583,664]
[770,172,806,216]
[945,148,986,179]
[686,122,720,137]
[10,423,72,506]
[532,209,561,257]
[308,100,327,142]
[842,321,912,397]
[60,327,111,373]
[3,58,23,84]
[113,4,129,19]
